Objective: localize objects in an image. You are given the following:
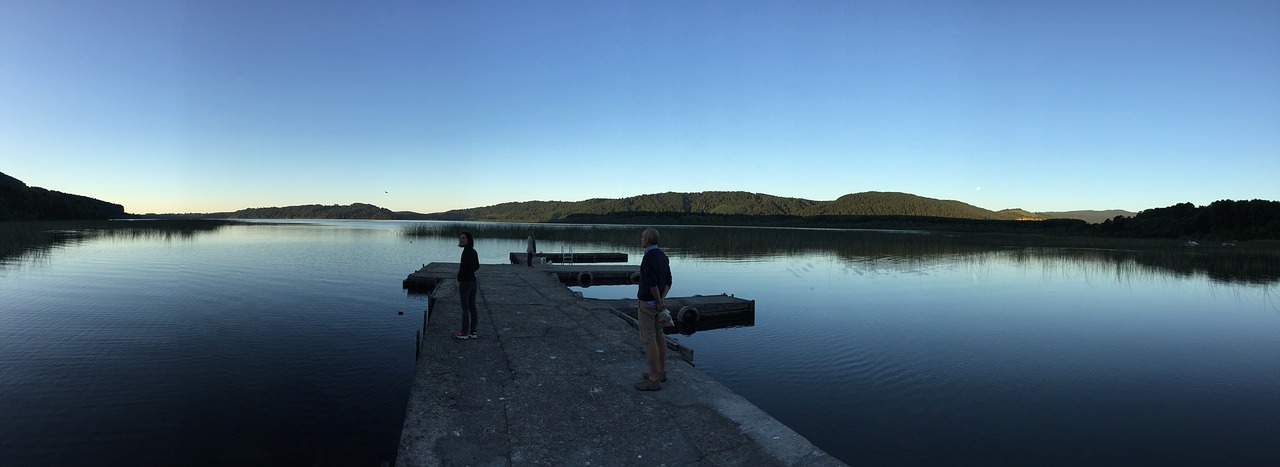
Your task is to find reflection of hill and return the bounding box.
[1011,247,1280,286]
[1,220,236,265]
[404,223,1280,286]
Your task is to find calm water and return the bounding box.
[2,220,1278,466]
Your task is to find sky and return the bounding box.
[2,0,1277,215]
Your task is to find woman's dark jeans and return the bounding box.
[458,280,478,333]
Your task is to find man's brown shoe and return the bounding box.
[634,378,661,391]
[642,371,667,382]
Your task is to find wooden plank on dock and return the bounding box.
[508,252,628,264]
[407,263,642,290]
[401,262,459,293]
[542,265,639,287]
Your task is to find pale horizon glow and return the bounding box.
[2,1,1277,215]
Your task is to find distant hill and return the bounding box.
[221,203,399,220]
[0,172,127,221]
[1039,210,1137,224]
[155,192,1277,239]
[997,208,1045,220]
[5,173,1265,240]
[426,191,1042,222]
[152,192,1136,224]
[795,192,1041,220]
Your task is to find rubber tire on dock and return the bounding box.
[678,306,699,324]
[578,271,593,287]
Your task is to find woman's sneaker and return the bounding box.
[453,331,471,339]
[468,332,478,339]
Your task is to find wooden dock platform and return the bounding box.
[400,262,457,293]
[545,264,639,287]
[403,264,754,330]
[395,262,843,466]
[507,251,628,264]
[405,263,642,291]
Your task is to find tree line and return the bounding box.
[5,168,1274,241]
[223,197,1280,240]
[223,203,397,220]
[1,172,125,221]
[555,199,1280,240]
[1097,199,1280,240]
[428,191,1038,222]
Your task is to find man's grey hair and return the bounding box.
[642,228,659,245]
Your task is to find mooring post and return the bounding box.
[422,308,428,334]
[415,330,421,360]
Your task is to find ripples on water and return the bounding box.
[573,232,1280,465]
[3,221,1279,465]
[2,222,430,466]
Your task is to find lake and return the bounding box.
[2,220,1277,466]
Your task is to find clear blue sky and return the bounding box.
[2,0,1277,214]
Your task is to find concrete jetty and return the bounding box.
[395,263,845,466]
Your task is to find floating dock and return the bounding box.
[508,251,628,264]
[401,262,458,293]
[403,263,643,291]
[395,262,844,466]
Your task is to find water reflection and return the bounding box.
[5,219,1274,465]
[404,223,1280,286]
[1005,247,1280,286]
[0,220,237,267]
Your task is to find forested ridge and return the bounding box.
[425,191,1278,240]
[1098,200,1280,240]
[0,171,126,221]
[428,191,1039,222]
[553,199,1280,240]
[1039,210,1135,224]
[220,203,399,220]
[5,173,1275,240]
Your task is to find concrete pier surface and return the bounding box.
[395,263,845,466]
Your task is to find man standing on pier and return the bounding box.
[635,228,672,391]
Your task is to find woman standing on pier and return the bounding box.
[455,231,480,339]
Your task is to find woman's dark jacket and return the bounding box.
[458,247,479,281]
